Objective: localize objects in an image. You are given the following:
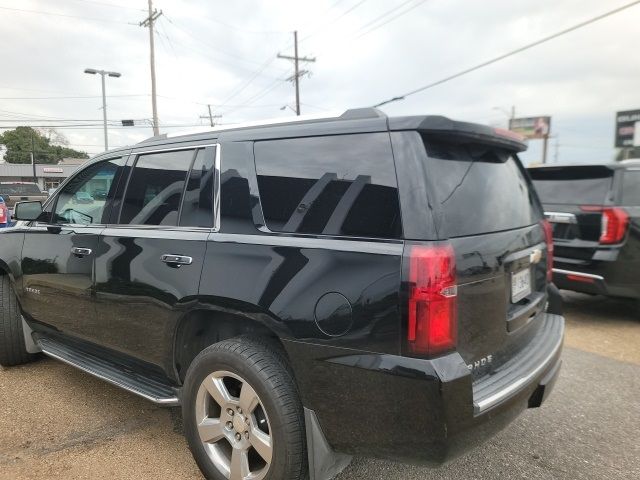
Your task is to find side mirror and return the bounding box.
[13,201,43,221]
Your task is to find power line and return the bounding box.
[353,0,427,39]
[62,0,146,11]
[161,12,284,36]
[352,0,417,37]
[0,5,134,24]
[221,80,287,116]
[374,0,640,107]
[0,94,149,100]
[299,0,369,44]
[162,16,268,68]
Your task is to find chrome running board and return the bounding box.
[37,336,180,406]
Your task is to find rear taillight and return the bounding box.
[580,206,629,244]
[541,219,553,282]
[406,244,457,357]
[0,204,7,224]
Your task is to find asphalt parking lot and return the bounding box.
[1,291,639,480]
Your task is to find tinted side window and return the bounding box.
[179,147,215,227]
[53,157,123,225]
[120,150,194,226]
[621,170,640,206]
[254,133,401,239]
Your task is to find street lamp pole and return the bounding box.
[84,68,121,150]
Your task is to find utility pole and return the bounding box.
[30,130,37,183]
[199,104,222,127]
[278,31,315,116]
[542,134,550,164]
[140,0,162,136]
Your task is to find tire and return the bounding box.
[0,275,34,367]
[182,337,307,480]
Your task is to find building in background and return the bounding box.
[0,157,86,192]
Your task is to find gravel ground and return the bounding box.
[0,291,638,480]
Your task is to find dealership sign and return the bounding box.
[615,110,640,148]
[508,116,551,140]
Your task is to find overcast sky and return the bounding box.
[1,0,639,165]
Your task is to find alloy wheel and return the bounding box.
[195,370,273,480]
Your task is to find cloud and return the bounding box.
[0,0,638,163]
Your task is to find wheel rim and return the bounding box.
[195,370,273,480]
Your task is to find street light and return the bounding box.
[84,68,121,150]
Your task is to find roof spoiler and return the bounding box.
[389,115,528,152]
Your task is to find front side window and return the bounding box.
[254,133,402,239]
[53,158,122,225]
[119,149,196,226]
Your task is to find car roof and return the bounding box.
[91,107,527,157]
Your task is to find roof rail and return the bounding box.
[136,108,387,144]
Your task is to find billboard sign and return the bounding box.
[509,116,551,139]
[615,110,640,148]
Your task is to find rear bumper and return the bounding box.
[284,313,564,465]
[553,262,640,299]
[553,267,608,295]
[472,313,563,414]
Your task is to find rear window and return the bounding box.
[423,138,541,238]
[529,166,613,205]
[0,183,42,195]
[621,170,640,206]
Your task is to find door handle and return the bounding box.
[161,254,193,267]
[71,247,92,257]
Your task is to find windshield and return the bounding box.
[0,183,42,195]
[529,166,613,205]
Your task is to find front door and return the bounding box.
[21,157,126,337]
[93,145,216,372]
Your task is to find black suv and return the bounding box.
[529,162,640,312]
[0,109,564,480]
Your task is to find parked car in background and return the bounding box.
[72,191,93,204]
[529,161,640,313]
[0,182,48,217]
[0,109,564,480]
[0,196,8,229]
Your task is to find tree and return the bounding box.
[0,127,88,164]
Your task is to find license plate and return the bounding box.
[511,268,532,303]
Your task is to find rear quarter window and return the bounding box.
[423,138,541,238]
[254,133,402,239]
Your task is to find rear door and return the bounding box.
[92,145,215,372]
[529,166,614,263]
[419,136,547,377]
